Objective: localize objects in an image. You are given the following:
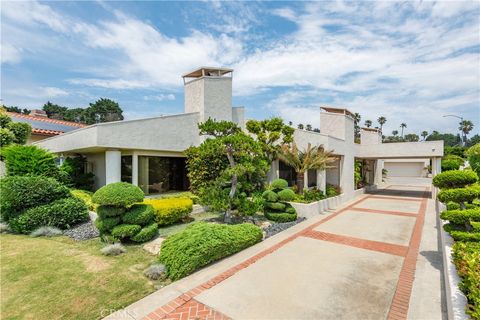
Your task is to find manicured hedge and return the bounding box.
[111,224,142,240]
[440,208,480,225]
[97,205,126,218]
[277,188,295,201]
[143,197,193,226]
[92,182,144,207]
[122,204,155,225]
[9,198,89,234]
[262,190,278,202]
[159,222,262,280]
[71,189,96,211]
[265,211,297,222]
[438,187,480,204]
[266,202,286,211]
[441,159,461,172]
[95,217,121,233]
[0,176,70,221]
[271,178,288,190]
[432,170,478,189]
[131,223,159,243]
[452,241,480,318]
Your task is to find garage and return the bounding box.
[384,161,425,177]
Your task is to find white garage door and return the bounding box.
[384,162,424,177]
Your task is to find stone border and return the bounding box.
[437,201,468,320]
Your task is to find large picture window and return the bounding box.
[138,156,189,195]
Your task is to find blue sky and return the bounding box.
[1,0,479,136]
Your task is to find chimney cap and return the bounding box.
[320,106,355,118]
[182,67,233,79]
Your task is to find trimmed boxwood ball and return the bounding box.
[432,170,478,189]
[262,190,278,202]
[95,216,121,233]
[131,223,158,242]
[9,197,89,234]
[441,208,480,225]
[265,211,297,223]
[0,176,70,222]
[285,206,296,214]
[92,182,144,207]
[160,222,262,280]
[277,188,295,201]
[123,204,154,226]
[111,224,142,239]
[97,205,126,218]
[266,202,286,211]
[271,178,288,190]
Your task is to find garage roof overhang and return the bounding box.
[355,141,444,159]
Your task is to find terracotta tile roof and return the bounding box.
[7,112,86,136]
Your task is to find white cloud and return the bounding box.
[143,94,176,101]
[68,78,149,89]
[0,44,21,64]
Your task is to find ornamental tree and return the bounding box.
[246,117,294,161]
[0,110,31,147]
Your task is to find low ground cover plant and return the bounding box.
[262,179,297,222]
[93,182,158,243]
[159,222,262,280]
[143,197,193,226]
[326,184,341,197]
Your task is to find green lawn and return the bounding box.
[1,234,165,320]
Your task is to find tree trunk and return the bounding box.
[296,171,305,194]
[225,147,236,223]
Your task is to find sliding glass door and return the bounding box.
[138,156,189,195]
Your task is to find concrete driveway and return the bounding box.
[109,182,446,320]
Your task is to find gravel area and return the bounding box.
[263,217,306,239]
[63,221,99,241]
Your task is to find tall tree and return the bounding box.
[84,98,123,124]
[404,133,419,142]
[306,124,312,131]
[459,120,474,145]
[278,142,335,193]
[377,116,387,133]
[42,101,68,119]
[246,117,294,161]
[353,113,361,139]
[421,131,428,141]
[364,120,372,128]
[297,123,304,130]
[392,130,399,136]
[400,123,407,138]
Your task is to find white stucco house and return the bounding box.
[34,67,444,200]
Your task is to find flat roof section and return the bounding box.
[182,67,233,78]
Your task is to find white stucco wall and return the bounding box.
[356,141,443,159]
[360,129,382,145]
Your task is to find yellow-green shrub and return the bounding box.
[71,189,97,211]
[143,197,193,226]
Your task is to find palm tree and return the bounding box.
[279,142,336,193]
[392,130,399,136]
[353,113,361,125]
[400,123,407,138]
[377,116,387,133]
[297,123,304,130]
[364,120,372,128]
[421,131,428,141]
[459,120,474,145]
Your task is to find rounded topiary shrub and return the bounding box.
[123,204,155,226]
[266,202,286,211]
[9,197,89,234]
[97,205,126,219]
[159,222,262,280]
[438,187,480,204]
[271,178,288,190]
[92,182,144,207]
[441,159,461,172]
[131,223,158,242]
[0,176,70,222]
[262,190,278,202]
[432,170,478,189]
[277,188,295,201]
[111,224,142,240]
[264,211,297,222]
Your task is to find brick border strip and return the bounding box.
[368,195,423,202]
[143,194,372,320]
[302,230,409,257]
[348,207,418,218]
[386,187,429,320]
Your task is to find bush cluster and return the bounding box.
[1,145,60,178]
[159,222,262,280]
[441,159,461,172]
[71,189,96,211]
[467,143,480,177]
[0,176,88,234]
[432,170,478,189]
[92,182,157,243]
[326,184,341,198]
[262,179,297,222]
[143,197,193,226]
[452,241,480,319]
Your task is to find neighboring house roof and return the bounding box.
[7,112,86,136]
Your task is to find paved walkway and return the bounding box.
[108,182,446,320]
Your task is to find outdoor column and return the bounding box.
[304,171,308,190]
[317,169,326,192]
[340,155,355,199]
[374,159,383,185]
[132,153,138,186]
[105,150,121,185]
